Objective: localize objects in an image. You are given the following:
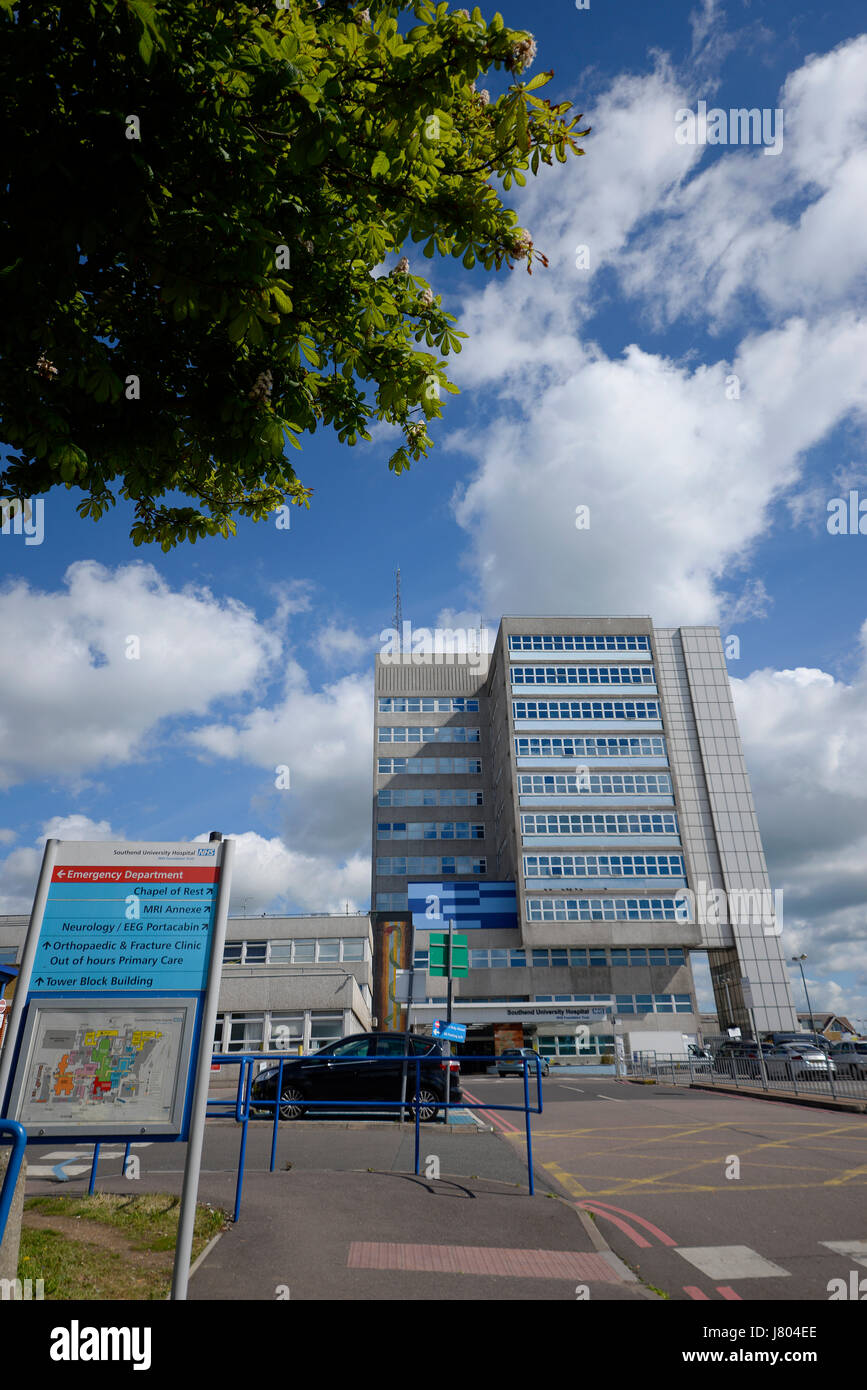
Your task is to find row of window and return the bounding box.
[223,938,367,965]
[377,697,479,712]
[538,1036,608,1057]
[509,635,651,651]
[614,995,693,1014]
[511,665,654,686]
[376,857,486,876]
[526,896,685,922]
[215,1012,346,1053]
[518,772,672,795]
[378,726,481,743]
[516,737,665,758]
[521,812,678,836]
[414,945,686,968]
[378,788,484,807]
[377,822,485,840]
[532,995,693,1014]
[514,700,660,721]
[524,853,684,879]
[378,757,482,774]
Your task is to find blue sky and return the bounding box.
[2,0,866,1025]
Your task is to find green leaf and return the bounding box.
[371,151,390,177]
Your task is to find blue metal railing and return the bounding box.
[0,1120,27,1247]
[205,1051,544,1220]
[32,1053,544,1225]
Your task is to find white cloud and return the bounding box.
[195,831,370,915]
[189,669,373,859]
[0,830,17,846]
[312,623,370,666]
[0,562,280,789]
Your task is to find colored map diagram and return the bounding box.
[18,1009,186,1127]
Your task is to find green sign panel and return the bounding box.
[428,933,469,977]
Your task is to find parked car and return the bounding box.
[495,1048,549,1078]
[829,1041,867,1079]
[250,1031,462,1121]
[763,1043,837,1082]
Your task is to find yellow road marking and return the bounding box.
[541,1162,590,1198]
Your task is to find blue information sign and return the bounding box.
[32,860,219,996]
[432,1020,467,1042]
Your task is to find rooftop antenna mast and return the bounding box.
[393,565,402,654]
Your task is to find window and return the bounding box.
[378,726,481,743]
[268,942,293,962]
[510,950,527,967]
[509,634,651,651]
[377,758,482,774]
[376,856,486,875]
[550,949,568,966]
[414,950,430,968]
[589,950,606,966]
[532,949,550,966]
[329,1037,373,1057]
[317,939,340,962]
[490,950,509,968]
[518,772,672,796]
[341,939,365,962]
[515,736,665,759]
[513,700,660,721]
[629,949,648,964]
[378,697,479,712]
[226,1015,264,1052]
[293,939,315,963]
[309,1014,343,1050]
[470,949,488,968]
[610,950,628,966]
[223,943,242,964]
[668,948,686,965]
[526,896,684,922]
[520,812,678,836]
[268,1014,303,1049]
[523,853,684,879]
[379,821,485,840]
[376,1035,409,1056]
[511,665,655,686]
[376,892,408,910]
[378,789,483,806]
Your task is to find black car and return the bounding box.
[250,1031,462,1121]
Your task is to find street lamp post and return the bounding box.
[791,954,816,1040]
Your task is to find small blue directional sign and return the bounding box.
[432,1020,467,1043]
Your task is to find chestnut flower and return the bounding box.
[394,256,410,274]
[506,35,537,74]
[510,229,533,260]
[248,370,273,406]
[419,287,434,306]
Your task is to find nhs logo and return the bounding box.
[196,847,216,857]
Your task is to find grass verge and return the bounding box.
[18,1193,228,1300]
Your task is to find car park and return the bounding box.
[250,1031,461,1121]
[495,1048,549,1078]
[829,1041,867,1079]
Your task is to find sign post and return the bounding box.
[0,835,234,1299]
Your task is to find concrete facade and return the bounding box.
[371,616,797,1055]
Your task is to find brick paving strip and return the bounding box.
[347,1242,626,1280]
